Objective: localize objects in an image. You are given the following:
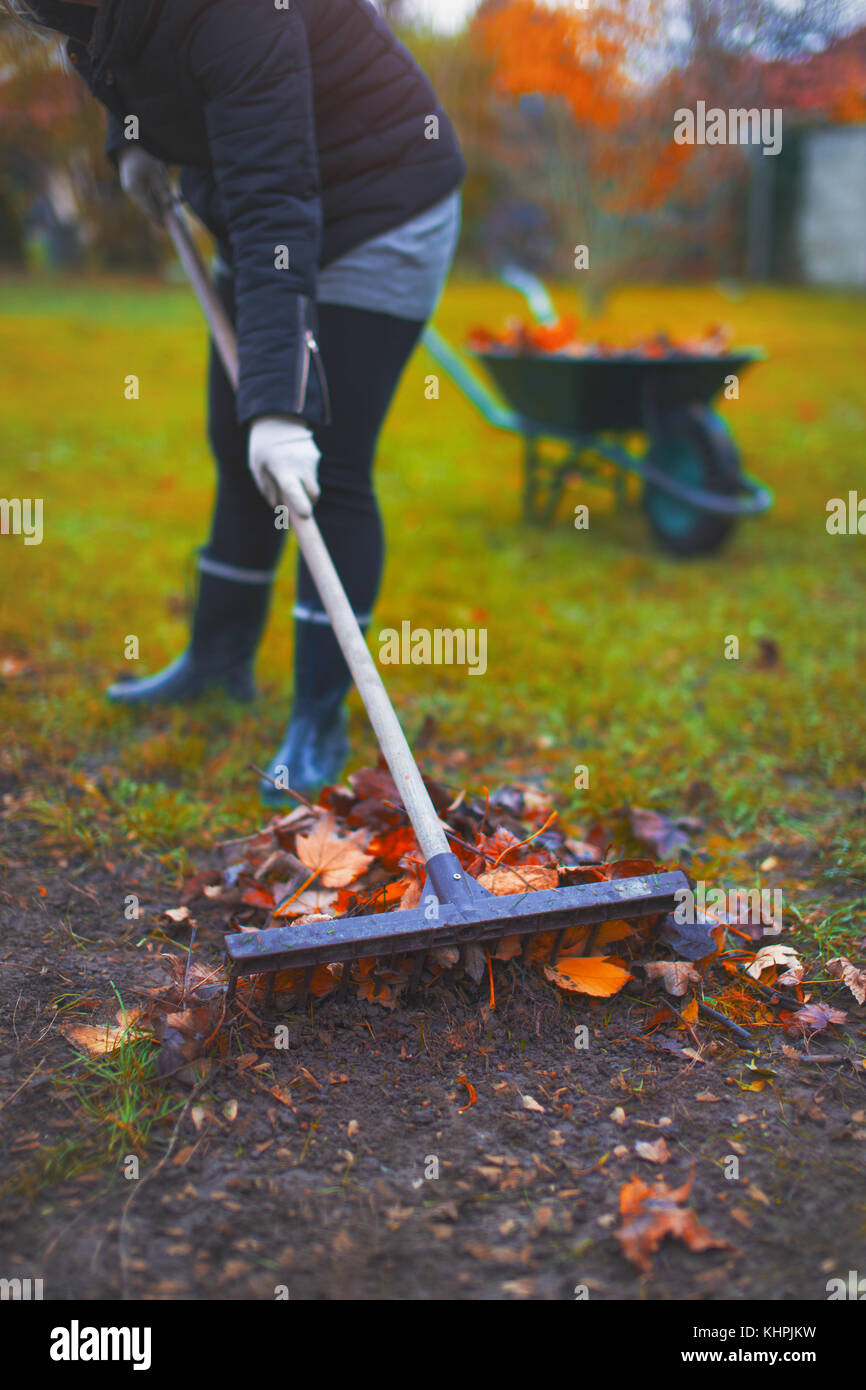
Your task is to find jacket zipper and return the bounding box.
[294,300,311,411]
[308,331,332,424]
[294,300,332,425]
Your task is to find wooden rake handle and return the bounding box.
[162,199,450,864]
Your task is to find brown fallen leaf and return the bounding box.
[617,1171,729,1272]
[163,906,192,924]
[643,960,702,997]
[782,1003,847,1037]
[746,944,801,980]
[478,864,558,894]
[295,814,373,888]
[629,806,698,858]
[520,1093,545,1113]
[634,1137,671,1164]
[544,956,632,998]
[60,1011,144,1055]
[826,956,866,1006]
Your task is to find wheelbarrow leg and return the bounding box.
[522,434,542,524]
[523,435,574,526]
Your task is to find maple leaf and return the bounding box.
[617,1172,729,1272]
[544,956,632,998]
[295,814,373,888]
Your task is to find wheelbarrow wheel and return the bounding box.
[643,406,742,557]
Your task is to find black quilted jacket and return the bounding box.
[34,0,465,426]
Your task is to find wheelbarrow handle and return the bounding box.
[162,198,451,865]
[498,264,559,326]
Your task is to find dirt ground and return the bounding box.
[1,813,865,1304]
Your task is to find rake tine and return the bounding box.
[407,948,427,1000]
[336,960,352,1004]
[550,928,566,965]
[298,964,315,1009]
[261,974,275,1011]
[225,960,239,1010]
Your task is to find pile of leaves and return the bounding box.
[62,766,863,1078]
[466,315,735,359]
[177,763,640,1011]
[163,765,863,1034]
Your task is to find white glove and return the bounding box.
[249,417,321,517]
[118,145,172,222]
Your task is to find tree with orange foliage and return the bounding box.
[472,0,699,302]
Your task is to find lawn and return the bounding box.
[2,272,864,940]
[2,273,866,1303]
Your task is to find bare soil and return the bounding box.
[2,816,865,1303]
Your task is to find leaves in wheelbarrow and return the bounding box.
[466,316,735,360]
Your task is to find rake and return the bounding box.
[163,199,689,1006]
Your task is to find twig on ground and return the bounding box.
[247,763,317,812]
[698,1001,755,1047]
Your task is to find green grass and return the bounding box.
[1,270,865,948]
[1,992,181,1199]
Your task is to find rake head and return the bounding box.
[224,851,689,1007]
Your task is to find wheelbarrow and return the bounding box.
[423,269,773,556]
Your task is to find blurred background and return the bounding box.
[2,0,866,290]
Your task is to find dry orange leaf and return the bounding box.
[544,955,632,998]
[617,1172,729,1272]
[457,1075,478,1112]
[478,864,557,895]
[295,814,373,889]
[680,996,699,1024]
[61,1009,143,1055]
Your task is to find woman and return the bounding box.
[13,0,465,801]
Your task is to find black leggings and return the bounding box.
[205,274,426,620]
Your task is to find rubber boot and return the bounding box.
[107,552,275,706]
[260,608,364,804]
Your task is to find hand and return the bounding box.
[118,145,172,223]
[249,417,321,517]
